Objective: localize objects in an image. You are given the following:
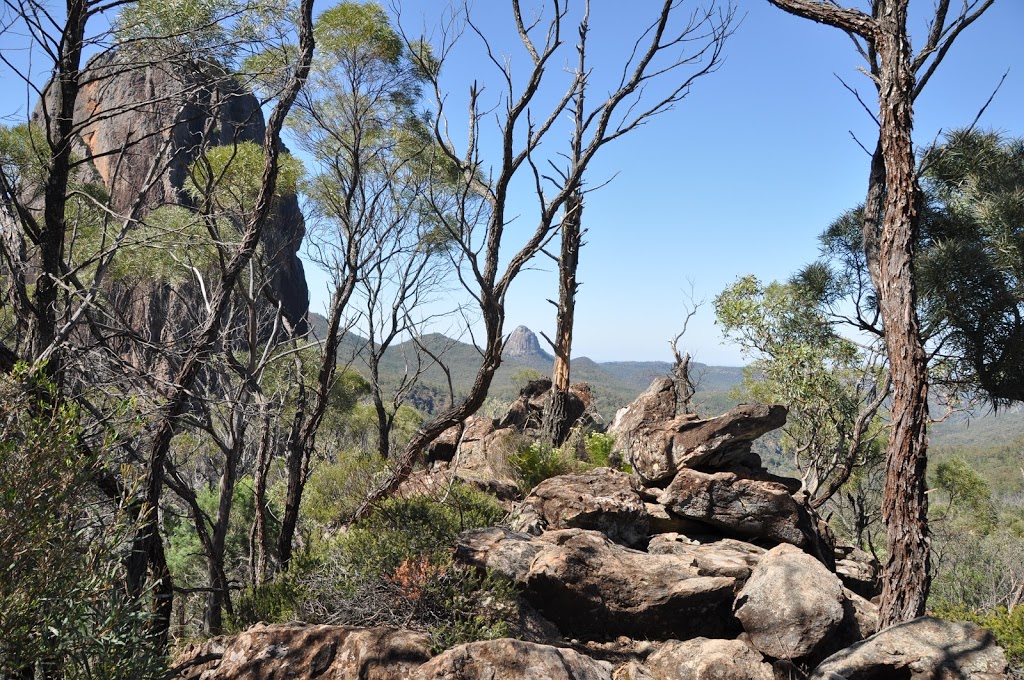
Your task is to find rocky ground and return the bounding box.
[173,378,1009,679]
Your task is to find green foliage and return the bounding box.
[331,485,505,579]
[584,432,617,468]
[933,604,1024,667]
[509,441,585,493]
[188,141,303,218]
[314,2,402,65]
[715,274,887,505]
[115,0,291,67]
[0,368,165,678]
[229,573,304,631]
[300,453,388,529]
[296,485,514,650]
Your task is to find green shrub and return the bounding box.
[508,441,583,492]
[296,484,515,650]
[933,603,1024,667]
[229,574,305,632]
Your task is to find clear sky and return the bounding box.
[372,0,1024,367]
[2,0,1021,367]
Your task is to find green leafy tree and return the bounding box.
[0,370,165,679]
[715,275,890,516]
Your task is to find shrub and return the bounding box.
[229,574,305,632]
[933,603,1024,669]
[508,441,583,493]
[295,484,514,651]
[0,368,166,679]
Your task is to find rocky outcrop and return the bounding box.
[503,325,552,359]
[658,468,834,567]
[809,617,1008,679]
[37,50,308,354]
[510,468,649,548]
[416,639,613,680]
[624,403,787,486]
[179,383,1008,680]
[456,527,738,640]
[172,623,431,680]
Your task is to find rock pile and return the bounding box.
[175,378,1009,679]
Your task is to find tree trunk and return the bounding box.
[870,1,931,627]
[543,191,582,447]
[250,402,273,586]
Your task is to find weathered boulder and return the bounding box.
[657,468,834,567]
[456,527,738,640]
[416,639,612,680]
[609,377,679,440]
[644,637,774,680]
[810,617,1008,680]
[647,533,765,582]
[172,623,431,680]
[451,427,522,499]
[734,544,845,660]
[618,400,787,486]
[510,468,649,548]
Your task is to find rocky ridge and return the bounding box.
[174,377,1009,679]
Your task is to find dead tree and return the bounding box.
[764,0,995,627]
[353,0,735,522]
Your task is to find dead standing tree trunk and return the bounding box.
[764,0,995,627]
[542,190,583,446]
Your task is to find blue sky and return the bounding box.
[2,0,1021,366]
[374,0,1023,366]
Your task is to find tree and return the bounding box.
[353,0,735,521]
[916,130,1024,405]
[715,275,891,510]
[764,0,995,627]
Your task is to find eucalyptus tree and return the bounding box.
[763,0,996,626]
[354,0,735,521]
[715,275,890,515]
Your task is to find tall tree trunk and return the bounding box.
[543,191,583,447]
[869,1,931,627]
[250,402,273,586]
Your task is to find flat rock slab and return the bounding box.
[415,639,612,680]
[510,468,649,547]
[456,527,737,640]
[734,544,845,660]
[657,468,833,567]
[647,534,765,582]
[810,617,1008,680]
[172,623,432,680]
[644,637,774,680]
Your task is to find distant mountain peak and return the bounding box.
[504,325,552,360]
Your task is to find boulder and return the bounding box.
[622,402,787,486]
[657,468,834,567]
[415,639,612,680]
[834,545,881,600]
[810,617,1008,680]
[734,544,845,660]
[171,623,431,680]
[456,527,737,640]
[647,534,765,582]
[643,637,774,680]
[510,468,649,548]
[609,377,679,440]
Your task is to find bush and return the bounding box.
[229,574,305,632]
[508,441,584,493]
[0,368,166,679]
[933,603,1024,669]
[295,484,515,651]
